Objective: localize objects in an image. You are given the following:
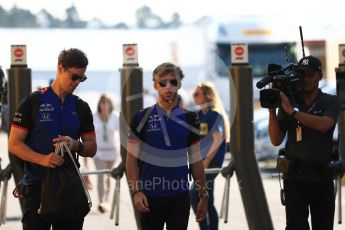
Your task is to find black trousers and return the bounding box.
[22,184,84,230]
[284,179,335,230]
[140,192,190,230]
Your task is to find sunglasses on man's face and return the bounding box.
[71,73,87,82]
[157,79,178,87]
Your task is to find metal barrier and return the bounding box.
[219,161,235,223]
[335,174,343,224]
[0,162,232,227]
[80,163,233,226]
[0,164,11,225]
[109,176,121,226]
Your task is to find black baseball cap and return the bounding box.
[297,55,322,74]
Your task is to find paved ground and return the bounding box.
[1,132,344,229]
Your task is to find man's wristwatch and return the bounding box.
[291,107,299,118]
[77,141,84,153]
[199,191,209,199]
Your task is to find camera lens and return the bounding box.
[259,88,281,109]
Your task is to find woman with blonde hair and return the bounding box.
[190,82,230,230]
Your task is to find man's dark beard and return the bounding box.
[163,93,177,104]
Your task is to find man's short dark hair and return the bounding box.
[152,62,184,81]
[58,48,88,69]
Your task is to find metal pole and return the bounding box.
[230,65,274,230]
[7,66,31,212]
[0,178,8,225]
[335,65,345,169]
[335,55,345,224]
[110,180,117,220]
[119,65,143,229]
[338,175,342,224]
[219,161,234,223]
[115,177,121,226]
[219,174,230,223]
[0,163,11,225]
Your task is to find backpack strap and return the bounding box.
[28,90,41,129]
[181,109,198,181]
[136,107,152,136]
[72,94,87,163]
[73,95,86,127]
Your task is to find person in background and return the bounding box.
[190,81,230,230]
[0,67,8,133]
[0,83,9,133]
[93,94,119,213]
[126,62,208,230]
[268,56,340,230]
[8,48,97,230]
[81,158,93,190]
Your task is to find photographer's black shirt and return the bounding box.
[277,90,340,181]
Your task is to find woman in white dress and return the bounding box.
[93,94,119,212]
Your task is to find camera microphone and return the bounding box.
[256,63,282,89]
[256,76,273,89]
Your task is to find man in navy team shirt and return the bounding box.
[9,48,97,230]
[126,62,208,230]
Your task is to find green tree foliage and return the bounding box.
[135,5,181,29]
[64,5,86,28]
[0,4,181,29]
[0,6,7,27]
[3,6,39,28]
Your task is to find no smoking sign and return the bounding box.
[125,47,135,56]
[123,44,138,66]
[231,43,248,65]
[11,44,27,66]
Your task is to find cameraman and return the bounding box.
[268,55,340,230]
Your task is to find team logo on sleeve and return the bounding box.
[13,112,23,123]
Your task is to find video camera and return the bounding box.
[256,63,304,109]
[256,26,309,109]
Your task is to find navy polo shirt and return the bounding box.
[128,104,200,197]
[11,87,94,185]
